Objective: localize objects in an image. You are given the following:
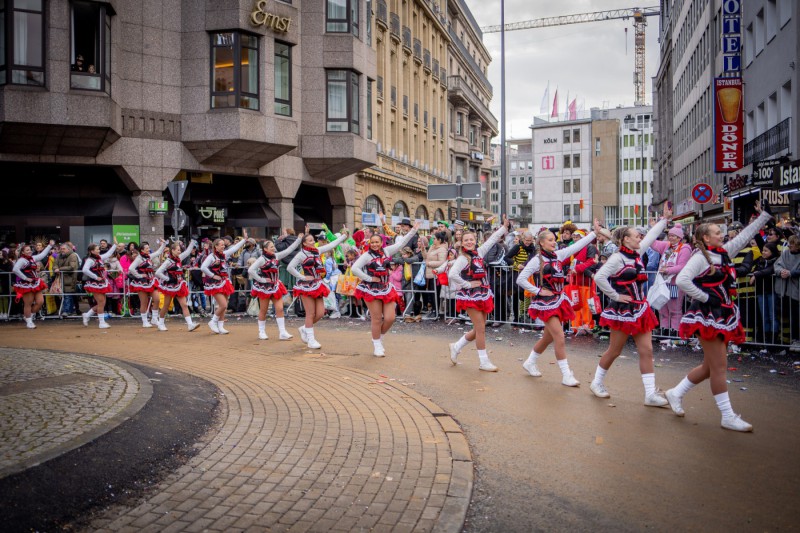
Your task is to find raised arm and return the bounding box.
[178,240,197,262]
[152,241,167,258]
[33,244,53,262]
[319,232,348,254]
[385,226,419,257]
[12,258,31,281]
[639,218,668,256]
[515,254,541,295]
[247,256,267,283]
[478,225,509,258]
[724,210,772,257]
[286,251,306,280]
[675,253,711,303]
[100,245,117,262]
[594,254,625,301]
[447,255,471,290]
[351,251,373,282]
[224,238,247,259]
[274,236,302,260]
[556,231,596,261]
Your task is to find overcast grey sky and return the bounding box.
[467,0,662,138]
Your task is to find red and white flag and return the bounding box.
[568,98,577,120]
[551,89,559,118]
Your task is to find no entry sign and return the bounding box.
[692,183,713,204]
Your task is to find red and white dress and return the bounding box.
[128,242,166,293]
[517,231,597,322]
[248,238,302,300]
[288,233,349,299]
[351,227,418,308]
[201,239,246,296]
[594,219,667,336]
[12,244,52,300]
[448,225,508,314]
[81,246,118,295]
[155,241,197,298]
[676,211,772,344]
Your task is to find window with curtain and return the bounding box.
[210,32,259,110]
[327,0,359,36]
[364,194,384,214]
[70,1,111,92]
[1,0,45,86]
[392,200,408,217]
[274,41,291,116]
[327,69,359,133]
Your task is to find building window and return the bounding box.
[456,113,463,135]
[563,155,571,168]
[70,1,111,92]
[511,192,517,200]
[528,176,532,184]
[1,0,45,86]
[595,138,601,156]
[366,0,372,44]
[274,41,292,115]
[511,206,517,215]
[563,129,571,143]
[512,177,516,185]
[392,200,408,217]
[624,182,629,194]
[572,178,580,193]
[563,204,570,217]
[573,204,581,218]
[573,154,580,168]
[211,32,259,110]
[364,194,384,214]
[636,182,642,194]
[326,69,360,133]
[563,179,570,193]
[327,0,359,36]
[366,79,373,139]
[572,128,581,143]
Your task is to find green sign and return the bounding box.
[149,200,169,213]
[113,225,140,244]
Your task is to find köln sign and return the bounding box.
[714,77,743,172]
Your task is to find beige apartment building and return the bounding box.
[355,0,497,228]
[0,0,376,248]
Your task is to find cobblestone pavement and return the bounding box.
[0,324,471,532]
[0,348,147,478]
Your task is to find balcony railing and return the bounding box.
[390,13,400,41]
[432,59,440,79]
[413,38,422,62]
[745,117,791,165]
[447,75,498,132]
[376,0,388,28]
[423,49,431,71]
[402,26,411,50]
[448,27,493,96]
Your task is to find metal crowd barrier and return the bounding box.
[1,265,798,350]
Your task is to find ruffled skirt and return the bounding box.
[293,279,330,299]
[527,293,575,322]
[679,299,745,344]
[204,278,234,296]
[84,278,113,294]
[160,279,189,298]
[13,278,47,300]
[355,282,405,308]
[251,281,288,300]
[129,277,159,293]
[455,287,494,314]
[600,301,659,336]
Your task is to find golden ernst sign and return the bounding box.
[251,1,292,33]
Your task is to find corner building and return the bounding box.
[0,0,376,248]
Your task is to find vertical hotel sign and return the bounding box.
[714,77,744,172]
[722,0,742,73]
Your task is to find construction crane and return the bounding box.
[481,6,660,106]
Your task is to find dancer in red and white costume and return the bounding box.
[247,234,303,340]
[12,240,54,329]
[201,231,247,334]
[591,204,673,406]
[664,201,773,432]
[516,220,601,386]
[287,228,349,349]
[154,240,200,332]
[127,239,166,328]
[352,221,420,356]
[447,216,510,372]
[81,243,118,329]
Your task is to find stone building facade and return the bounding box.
[0,0,376,248]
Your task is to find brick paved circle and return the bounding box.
[0,348,147,479]
[31,330,474,533]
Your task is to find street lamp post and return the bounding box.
[630,127,646,226]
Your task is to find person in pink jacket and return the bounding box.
[650,223,691,335]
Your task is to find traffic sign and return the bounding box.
[167,180,188,206]
[171,208,188,231]
[691,183,713,204]
[460,183,482,199]
[426,182,482,200]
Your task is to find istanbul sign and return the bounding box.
[251,1,292,33]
